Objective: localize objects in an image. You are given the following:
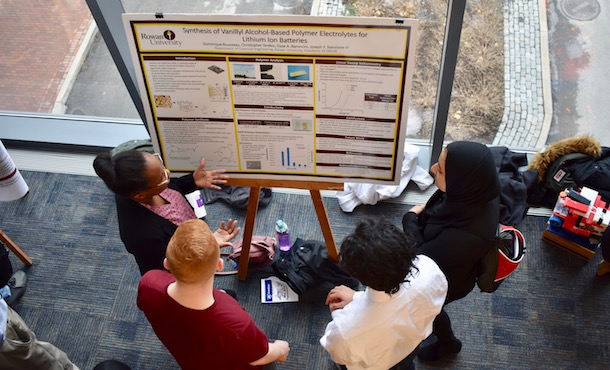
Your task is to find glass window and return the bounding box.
[341,0,445,156]
[547,0,609,146]
[444,1,505,145]
[0,0,441,160]
[7,1,602,159]
[0,0,97,115]
[0,0,147,149]
[66,0,316,120]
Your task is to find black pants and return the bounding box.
[0,244,13,287]
[336,347,417,370]
[431,308,455,344]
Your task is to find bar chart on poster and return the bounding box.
[277,144,312,168]
[123,13,419,185]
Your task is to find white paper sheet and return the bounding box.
[260,276,299,303]
[185,190,207,218]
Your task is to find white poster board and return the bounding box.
[123,14,418,185]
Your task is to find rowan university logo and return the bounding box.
[164,30,176,40]
[140,30,182,46]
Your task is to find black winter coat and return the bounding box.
[569,147,610,200]
[527,147,610,207]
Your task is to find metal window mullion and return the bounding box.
[85,0,147,129]
[430,0,467,167]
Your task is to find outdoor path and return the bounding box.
[492,0,550,149]
[0,0,92,113]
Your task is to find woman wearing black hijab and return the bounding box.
[402,141,500,361]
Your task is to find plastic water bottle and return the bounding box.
[276,220,291,251]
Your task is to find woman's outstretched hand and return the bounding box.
[214,219,240,247]
[193,158,229,190]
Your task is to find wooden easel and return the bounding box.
[0,229,33,266]
[226,178,343,281]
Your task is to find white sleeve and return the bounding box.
[320,318,354,366]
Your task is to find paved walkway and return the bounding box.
[0,0,93,113]
[494,0,551,149]
[311,0,551,150]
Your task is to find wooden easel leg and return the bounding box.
[237,187,261,281]
[310,190,338,261]
[225,180,342,279]
[0,229,33,266]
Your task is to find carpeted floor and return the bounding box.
[1,170,609,369]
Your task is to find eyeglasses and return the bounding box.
[152,153,170,187]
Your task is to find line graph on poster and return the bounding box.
[318,82,364,113]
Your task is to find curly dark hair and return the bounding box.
[339,217,418,294]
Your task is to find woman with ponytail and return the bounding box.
[93,150,239,275]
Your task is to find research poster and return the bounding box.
[123,14,418,184]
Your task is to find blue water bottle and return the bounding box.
[276,220,291,251]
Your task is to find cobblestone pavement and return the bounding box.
[312,0,551,150]
[493,0,550,149]
[313,0,346,16]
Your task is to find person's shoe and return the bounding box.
[597,259,610,276]
[93,359,132,370]
[417,337,462,361]
[5,270,27,306]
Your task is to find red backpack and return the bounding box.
[477,224,526,293]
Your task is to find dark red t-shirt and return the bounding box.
[138,270,269,370]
